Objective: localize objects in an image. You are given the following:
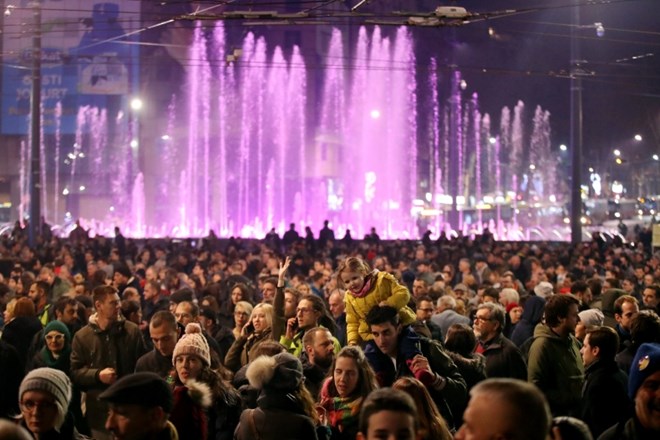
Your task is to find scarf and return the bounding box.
[348,270,378,299]
[319,378,362,433]
[40,345,71,370]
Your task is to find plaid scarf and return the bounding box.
[320,379,362,433]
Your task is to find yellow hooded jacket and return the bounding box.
[344,271,416,345]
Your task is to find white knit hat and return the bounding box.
[172,323,211,366]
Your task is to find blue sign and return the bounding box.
[1,1,140,135]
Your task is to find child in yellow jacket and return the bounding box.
[337,257,433,385]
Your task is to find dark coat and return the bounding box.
[510,295,545,347]
[301,355,330,401]
[580,359,632,438]
[598,416,660,440]
[1,315,43,370]
[479,333,528,380]
[70,315,147,431]
[365,335,467,430]
[0,340,22,418]
[135,348,174,379]
[234,391,319,440]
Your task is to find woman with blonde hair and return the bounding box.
[224,303,273,372]
[392,376,453,440]
[319,346,378,440]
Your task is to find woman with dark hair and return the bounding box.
[392,377,453,440]
[444,323,487,391]
[218,283,253,328]
[235,352,326,440]
[170,323,242,440]
[318,346,379,440]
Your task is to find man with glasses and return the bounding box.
[415,295,442,341]
[473,302,527,380]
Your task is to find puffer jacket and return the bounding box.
[344,271,416,345]
[527,324,584,416]
[70,314,147,431]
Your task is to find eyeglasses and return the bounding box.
[296,307,313,315]
[45,334,65,342]
[234,311,249,317]
[21,400,58,412]
[474,315,494,322]
[419,308,434,313]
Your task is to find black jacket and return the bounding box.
[365,335,467,430]
[1,315,43,370]
[580,359,631,438]
[479,333,528,380]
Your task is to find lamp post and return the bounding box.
[569,4,583,244]
[28,0,42,247]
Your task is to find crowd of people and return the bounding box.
[0,220,659,439]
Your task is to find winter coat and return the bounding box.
[598,416,659,440]
[580,359,631,438]
[527,324,584,416]
[510,295,545,347]
[70,314,147,431]
[234,391,319,440]
[479,333,528,380]
[1,315,43,370]
[135,348,175,380]
[446,351,487,391]
[344,271,416,345]
[224,328,272,372]
[365,335,467,430]
[0,340,22,418]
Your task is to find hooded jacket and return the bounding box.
[527,324,584,416]
[510,295,545,347]
[344,271,416,345]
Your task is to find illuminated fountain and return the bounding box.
[24,22,569,240]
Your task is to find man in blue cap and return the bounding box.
[599,342,660,439]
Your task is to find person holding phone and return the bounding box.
[224,303,274,372]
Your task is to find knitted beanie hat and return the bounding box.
[578,309,604,328]
[44,320,71,343]
[172,323,211,366]
[19,368,72,416]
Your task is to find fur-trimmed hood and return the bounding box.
[182,379,213,408]
[246,355,277,390]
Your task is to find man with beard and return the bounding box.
[301,327,336,399]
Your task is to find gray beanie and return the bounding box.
[19,368,72,427]
[578,309,604,327]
